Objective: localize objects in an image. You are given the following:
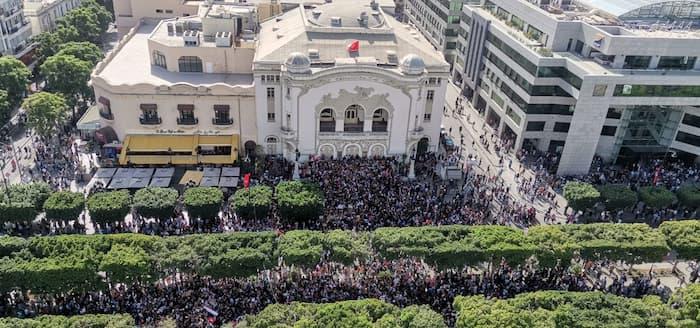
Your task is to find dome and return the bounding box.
[285,52,311,73]
[399,54,425,75]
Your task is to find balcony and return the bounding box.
[319,121,335,132]
[212,117,233,125]
[343,123,364,133]
[139,116,161,125]
[281,127,296,140]
[177,117,198,125]
[371,122,388,132]
[99,110,113,120]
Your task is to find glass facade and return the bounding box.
[614,85,700,97]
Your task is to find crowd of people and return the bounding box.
[0,257,680,327]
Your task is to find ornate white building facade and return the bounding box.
[253,0,450,160]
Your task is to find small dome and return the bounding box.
[399,54,425,75]
[285,52,311,73]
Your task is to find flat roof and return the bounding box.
[96,23,253,87]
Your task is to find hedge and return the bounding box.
[454,291,676,328]
[276,181,324,221]
[183,187,223,220]
[230,185,272,219]
[43,191,85,222]
[372,225,537,268]
[638,186,677,209]
[563,182,599,212]
[86,190,131,225]
[659,220,700,260]
[133,187,178,221]
[0,183,52,223]
[597,184,637,210]
[3,221,700,293]
[241,299,447,328]
[676,183,700,208]
[670,284,700,326]
[527,223,669,265]
[277,230,370,266]
[0,314,135,328]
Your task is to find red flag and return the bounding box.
[653,167,661,185]
[243,173,251,189]
[347,40,359,52]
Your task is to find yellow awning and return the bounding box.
[119,134,240,165]
[180,170,203,185]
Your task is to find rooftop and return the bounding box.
[95,23,253,88]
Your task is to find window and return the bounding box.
[213,105,231,125]
[424,113,431,121]
[526,121,545,131]
[658,56,696,70]
[266,87,275,98]
[140,104,159,124]
[607,107,622,119]
[426,90,434,101]
[623,56,651,69]
[177,104,196,124]
[600,125,617,136]
[553,122,570,133]
[98,96,112,119]
[676,131,700,147]
[156,9,163,13]
[682,113,700,129]
[165,9,173,14]
[178,56,202,72]
[592,84,607,97]
[267,113,276,121]
[153,51,166,69]
[613,85,700,97]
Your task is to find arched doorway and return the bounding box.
[265,136,279,155]
[344,143,361,157]
[344,104,364,132]
[417,137,429,155]
[372,108,389,132]
[319,108,335,132]
[319,144,336,159]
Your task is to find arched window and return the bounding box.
[344,104,364,132]
[178,56,202,72]
[319,108,335,132]
[372,108,388,132]
[153,51,167,69]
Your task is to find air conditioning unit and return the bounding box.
[215,31,232,47]
[183,30,200,46]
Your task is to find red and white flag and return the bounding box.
[243,173,251,189]
[347,40,359,52]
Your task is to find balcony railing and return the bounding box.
[319,121,335,132]
[212,117,233,125]
[343,123,364,133]
[177,117,198,125]
[139,116,161,125]
[371,122,388,132]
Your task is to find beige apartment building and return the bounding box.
[24,0,82,35]
[89,1,259,165]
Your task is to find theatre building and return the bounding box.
[254,0,449,159]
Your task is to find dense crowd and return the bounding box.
[0,257,680,327]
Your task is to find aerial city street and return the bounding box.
[0,0,699,327]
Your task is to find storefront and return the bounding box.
[119,134,240,166]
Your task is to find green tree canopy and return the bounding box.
[676,183,700,209]
[133,187,178,221]
[22,92,67,137]
[659,220,700,260]
[183,187,223,220]
[56,41,104,65]
[43,191,85,223]
[87,190,131,225]
[99,244,152,284]
[638,186,677,209]
[40,54,93,105]
[563,182,600,212]
[0,56,30,104]
[276,181,324,222]
[0,314,135,328]
[33,26,81,61]
[597,184,638,211]
[58,7,102,43]
[80,0,113,32]
[230,185,272,219]
[0,183,53,224]
[0,90,11,125]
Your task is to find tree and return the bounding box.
[43,191,85,223]
[0,56,30,104]
[183,187,223,220]
[58,7,102,44]
[638,186,677,209]
[563,181,600,212]
[56,42,104,65]
[33,26,81,62]
[80,0,113,33]
[87,190,131,226]
[22,92,67,137]
[676,183,700,209]
[0,90,11,126]
[276,181,324,222]
[597,184,638,211]
[40,54,93,117]
[133,187,178,221]
[230,186,272,219]
[99,244,152,284]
